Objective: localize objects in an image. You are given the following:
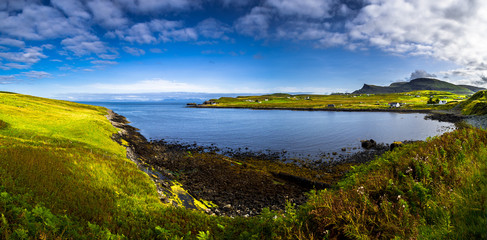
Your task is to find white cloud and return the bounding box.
[123,46,145,56]
[235,7,271,38]
[196,18,232,39]
[0,0,39,11]
[22,70,52,79]
[86,0,128,29]
[115,19,198,44]
[348,0,487,68]
[0,47,47,66]
[0,75,17,84]
[98,53,119,60]
[91,60,118,65]
[266,0,337,18]
[4,63,31,69]
[61,34,109,56]
[51,0,91,19]
[161,28,198,42]
[0,37,25,48]
[115,0,199,13]
[438,67,487,87]
[149,19,183,31]
[0,4,80,40]
[124,23,157,44]
[409,70,437,80]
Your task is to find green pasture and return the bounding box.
[211,90,468,110]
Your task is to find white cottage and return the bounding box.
[389,102,401,108]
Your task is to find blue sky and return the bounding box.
[1,0,486,100]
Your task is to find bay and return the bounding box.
[83,101,455,158]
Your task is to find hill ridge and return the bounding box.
[354,78,485,94]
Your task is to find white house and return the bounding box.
[389,102,401,108]
[438,100,447,105]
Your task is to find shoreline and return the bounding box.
[190,105,434,113]
[191,104,468,124]
[104,106,475,217]
[104,109,397,217]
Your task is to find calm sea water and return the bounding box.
[84,102,455,158]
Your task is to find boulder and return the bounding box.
[390,141,403,151]
[361,139,377,150]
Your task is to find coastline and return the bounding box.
[105,109,212,211]
[189,105,434,113]
[104,108,394,217]
[191,104,468,124]
[104,105,476,217]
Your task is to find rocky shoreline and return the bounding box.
[105,109,407,217]
[105,108,466,217]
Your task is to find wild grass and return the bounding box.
[1,92,486,239]
[459,90,487,115]
[0,93,222,239]
[209,90,466,111]
[306,127,487,239]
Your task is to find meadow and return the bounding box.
[0,91,486,239]
[204,91,468,111]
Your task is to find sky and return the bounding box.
[1,0,487,100]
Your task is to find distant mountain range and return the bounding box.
[353,78,485,95]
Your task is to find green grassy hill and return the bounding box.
[354,78,482,95]
[1,92,486,239]
[0,93,226,239]
[459,90,487,115]
[206,90,465,111]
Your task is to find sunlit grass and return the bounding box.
[1,92,485,239]
[307,127,487,239]
[0,93,219,238]
[210,90,467,110]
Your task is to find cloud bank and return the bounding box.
[1,0,487,88]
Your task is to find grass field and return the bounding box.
[204,90,468,111]
[1,92,486,239]
[0,92,222,239]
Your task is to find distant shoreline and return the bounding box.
[189,105,433,114]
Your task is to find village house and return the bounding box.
[438,100,447,105]
[327,104,335,108]
[389,102,401,108]
[203,100,217,105]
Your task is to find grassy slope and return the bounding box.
[306,127,487,239]
[459,90,487,115]
[1,92,486,239]
[0,93,224,239]
[207,90,467,111]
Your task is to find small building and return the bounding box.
[327,104,335,108]
[389,102,401,108]
[438,100,447,105]
[203,100,216,105]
